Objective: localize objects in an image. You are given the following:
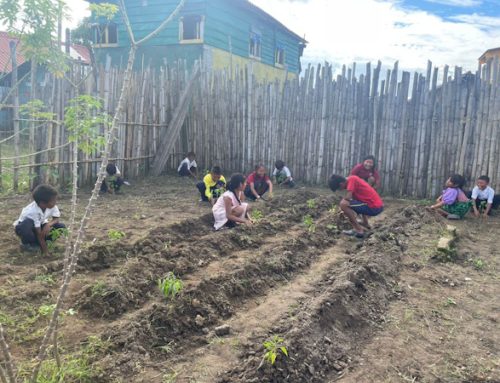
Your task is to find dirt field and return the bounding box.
[0,176,498,383]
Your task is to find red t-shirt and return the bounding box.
[350,163,380,186]
[247,172,270,184]
[346,175,383,208]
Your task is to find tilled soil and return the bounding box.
[0,177,498,383]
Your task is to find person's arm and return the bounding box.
[342,190,353,203]
[484,203,492,216]
[35,227,49,255]
[471,188,480,216]
[250,182,260,199]
[267,178,273,197]
[224,197,249,224]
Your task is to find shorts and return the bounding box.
[350,200,384,216]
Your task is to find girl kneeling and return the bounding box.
[213,174,252,230]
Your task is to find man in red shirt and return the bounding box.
[329,174,384,238]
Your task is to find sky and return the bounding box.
[64,0,500,73]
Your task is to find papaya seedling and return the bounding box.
[251,209,264,222]
[158,272,183,300]
[307,199,316,209]
[263,335,288,365]
[303,214,316,233]
[108,229,126,240]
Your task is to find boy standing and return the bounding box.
[197,166,226,205]
[273,160,295,188]
[178,152,198,177]
[329,174,384,238]
[470,175,500,217]
[14,184,66,254]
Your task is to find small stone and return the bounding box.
[214,324,231,336]
[324,336,332,344]
[195,314,205,327]
[202,327,209,334]
[192,298,201,308]
[332,362,343,371]
[308,365,315,375]
[465,277,472,281]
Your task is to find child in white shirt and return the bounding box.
[178,152,198,177]
[14,184,66,254]
[470,175,499,217]
[273,160,295,188]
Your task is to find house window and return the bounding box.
[249,32,261,59]
[180,15,204,42]
[91,22,118,46]
[275,44,285,66]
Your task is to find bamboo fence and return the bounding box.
[0,57,499,198]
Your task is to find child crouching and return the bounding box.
[14,184,66,254]
[430,174,471,220]
[213,174,252,230]
[197,166,226,205]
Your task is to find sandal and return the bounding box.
[342,229,366,239]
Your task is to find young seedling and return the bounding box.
[47,227,69,251]
[472,258,485,270]
[251,209,264,222]
[262,335,288,366]
[303,215,316,233]
[158,272,184,300]
[307,199,316,209]
[108,229,126,241]
[329,204,338,214]
[444,297,457,307]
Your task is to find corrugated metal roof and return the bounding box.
[0,32,26,73]
[0,31,91,74]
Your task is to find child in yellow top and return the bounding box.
[197,166,226,205]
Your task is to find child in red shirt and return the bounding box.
[244,164,273,201]
[329,174,384,238]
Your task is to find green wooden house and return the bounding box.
[89,0,307,80]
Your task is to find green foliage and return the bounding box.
[263,335,288,366]
[47,227,69,250]
[90,281,108,297]
[38,304,56,317]
[64,95,111,155]
[326,223,338,231]
[306,199,316,209]
[35,274,56,286]
[303,214,315,233]
[250,209,264,222]
[472,258,485,270]
[329,204,338,214]
[444,297,457,307]
[107,229,125,241]
[89,3,118,20]
[0,0,69,75]
[20,336,109,383]
[72,3,118,46]
[158,272,183,300]
[19,100,56,122]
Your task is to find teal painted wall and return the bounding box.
[91,0,304,74]
[205,0,301,73]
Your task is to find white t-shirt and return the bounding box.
[14,201,61,228]
[272,166,292,179]
[177,158,197,172]
[471,186,495,203]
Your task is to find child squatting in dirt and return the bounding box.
[329,174,384,238]
[429,174,472,220]
[14,184,66,255]
[196,166,226,205]
[213,173,252,230]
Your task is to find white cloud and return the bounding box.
[250,0,500,73]
[425,0,483,7]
